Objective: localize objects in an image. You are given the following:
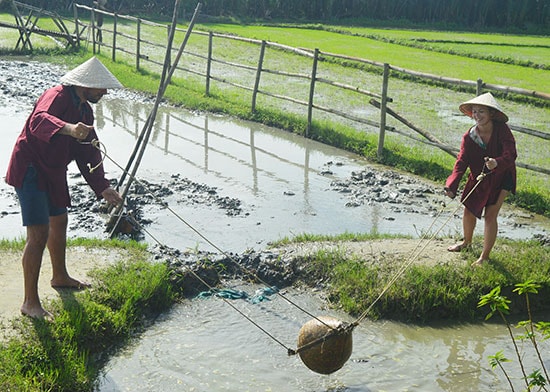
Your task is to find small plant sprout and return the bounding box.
[479,282,549,391]
[488,351,515,392]
[513,280,549,389]
[479,286,529,390]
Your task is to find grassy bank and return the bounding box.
[272,233,550,322]
[0,239,174,392]
[1,235,548,390]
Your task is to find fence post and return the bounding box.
[166,24,171,69]
[206,31,213,95]
[477,79,483,95]
[91,8,97,54]
[136,18,141,71]
[72,4,80,47]
[112,13,117,62]
[377,63,390,159]
[252,40,266,113]
[306,48,319,138]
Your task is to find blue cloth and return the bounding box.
[197,286,279,304]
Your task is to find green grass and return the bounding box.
[0,240,173,392]
[0,236,547,389]
[0,15,548,218]
[270,231,411,247]
[291,235,550,323]
[202,23,550,92]
[1,16,548,390]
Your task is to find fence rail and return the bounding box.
[71,3,549,177]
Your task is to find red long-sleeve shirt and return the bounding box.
[445,121,517,219]
[5,85,110,208]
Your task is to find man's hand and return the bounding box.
[60,122,93,140]
[101,187,123,206]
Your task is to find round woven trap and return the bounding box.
[297,316,353,375]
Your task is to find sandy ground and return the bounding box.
[271,237,464,267]
[0,246,129,331]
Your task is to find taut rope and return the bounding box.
[85,136,492,357]
[86,138,343,354]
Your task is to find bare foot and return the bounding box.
[50,276,91,290]
[21,304,54,321]
[471,258,488,267]
[447,242,471,252]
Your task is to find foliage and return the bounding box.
[7,1,549,31]
[0,248,174,392]
[294,236,550,323]
[479,281,550,391]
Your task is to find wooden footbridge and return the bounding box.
[0,0,82,50]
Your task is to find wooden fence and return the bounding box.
[0,1,78,49]
[73,3,549,176]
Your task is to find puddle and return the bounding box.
[1,96,547,253]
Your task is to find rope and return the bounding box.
[86,138,341,354]
[84,136,492,357]
[352,166,491,326]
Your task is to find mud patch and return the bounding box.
[68,173,244,240]
[330,166,442,217]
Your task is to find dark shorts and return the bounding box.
[15,166,67,226]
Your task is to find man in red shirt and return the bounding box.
[6,57,123,319]
[444,93,517,267]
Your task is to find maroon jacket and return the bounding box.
[445,121,517,219]
[5,85,110,208]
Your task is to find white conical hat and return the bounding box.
[459,92,508,123]
[60,57,123,89]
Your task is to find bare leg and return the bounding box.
[48,213,90,289]
[448,207,477,251]
[472,190,508,266]
[21,223,52,319]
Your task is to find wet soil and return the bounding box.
[1,58,549,309]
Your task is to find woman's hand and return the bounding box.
[484,157,498,170]
[444,187,455,199]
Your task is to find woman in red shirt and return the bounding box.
[444,93,517,267]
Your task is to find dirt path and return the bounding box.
[0,247,128,332]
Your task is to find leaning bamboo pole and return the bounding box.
[107,1,202,236]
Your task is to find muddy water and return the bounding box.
[98,284,547,392]
[1,93,548,392]
[1,95,547,251]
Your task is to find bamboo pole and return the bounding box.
[206,31,212,95]
[112,13,117,61]
[136,18,141,70]
[370,98,457,157]
[510,125,550,140]
[107,2,202,236]
[377,63,389,159]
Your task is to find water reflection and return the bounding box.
[94,96,548,252]
[2,95,548,392]
[1,95,546,251]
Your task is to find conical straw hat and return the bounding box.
[60,57,123,89]
[459,92,508,123]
